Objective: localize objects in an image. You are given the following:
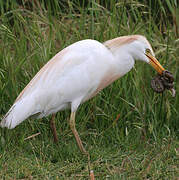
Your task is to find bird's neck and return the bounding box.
[110,48,135,78]
[104,38,136,77]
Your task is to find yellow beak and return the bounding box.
[145,52,165,75]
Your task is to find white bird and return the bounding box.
[1,35,165,154]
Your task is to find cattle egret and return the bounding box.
[1,35,166,154]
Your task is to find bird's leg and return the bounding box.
[50,114,58,143]
[69,111,87,154]
[70,111,94,178]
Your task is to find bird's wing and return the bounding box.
[1,39,117,129]
[15,39,116,103]
[1,40,95,128]
[15,47,68,102]
[15,42,90,103]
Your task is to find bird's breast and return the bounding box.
[88,69,120,99]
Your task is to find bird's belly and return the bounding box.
[43,102,70,117]
[31,89,71,118]
[35,75,97,116]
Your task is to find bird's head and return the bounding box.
[128,35,165,75]
[144,48,165,75]
[104,35,165,75]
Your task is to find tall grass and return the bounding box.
[0,0,178,179]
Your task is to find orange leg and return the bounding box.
[50,114,58,143]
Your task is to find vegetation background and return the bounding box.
[0,0,178,179]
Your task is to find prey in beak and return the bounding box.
[145,49,175,97]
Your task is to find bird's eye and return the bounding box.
[145,48,151,54]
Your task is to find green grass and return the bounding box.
[0,0,178,179]
[1,135,178,179]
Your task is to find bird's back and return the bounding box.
[1,39,116,128]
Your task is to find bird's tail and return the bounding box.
[1,97,38,129]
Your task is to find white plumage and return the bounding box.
[1,35,165,153]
